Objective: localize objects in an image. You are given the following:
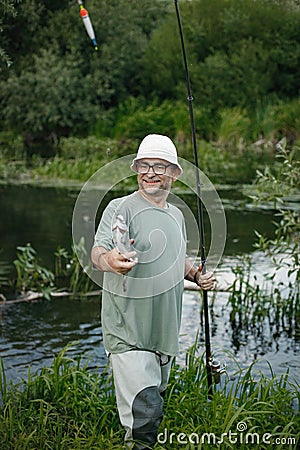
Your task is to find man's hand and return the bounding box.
[91,246,138,275]
[194,264,215,291]
[103,247,138,274]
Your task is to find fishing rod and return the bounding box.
[174,0,216,396]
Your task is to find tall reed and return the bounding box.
[0,345,299,449]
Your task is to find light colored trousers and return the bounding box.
[110,350,173,450]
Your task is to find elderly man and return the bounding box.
[91,134,215,449]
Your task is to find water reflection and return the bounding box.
[0,297,107,383]
[0,184,278,268]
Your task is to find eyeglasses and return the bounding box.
[135,161,173,175]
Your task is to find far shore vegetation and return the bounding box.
[1,98,299,187]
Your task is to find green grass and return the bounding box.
[0,345,299,449]
[0,347,123,449]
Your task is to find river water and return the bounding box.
[0,184,299,385]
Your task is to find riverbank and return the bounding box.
[0,345,299,449]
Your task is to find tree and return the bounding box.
[0,0,169,150]
[142,0,300,109]
[1,49,98,148]
[0,0,21,69]
[250,141,300,286]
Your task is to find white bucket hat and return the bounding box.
[130,134,183,175]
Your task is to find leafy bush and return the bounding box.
[0,0,168,149]
[1,49,99,147]
[248,141,300,283]
[13,243,55,299]
[59,136,118,160]
[143,0,300,110]
[0,131,24,159]
[10,242,98,300]
[216,108,251,147]
[273,98,300,144]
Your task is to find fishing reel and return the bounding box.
[208,359,227,384]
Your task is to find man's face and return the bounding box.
[136,158,179,197]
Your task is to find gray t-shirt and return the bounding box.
[94,191,187,356]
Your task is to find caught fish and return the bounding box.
[112,214,137,292]
[112,214,135,257]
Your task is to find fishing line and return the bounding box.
[174,0,213,396]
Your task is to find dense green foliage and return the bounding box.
[143,0,300,106]
[0,0,20,68]
[0,133,276,185]
[0,346,299,449]
[0,0,300,153]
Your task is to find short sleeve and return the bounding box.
[93,199,119,251]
